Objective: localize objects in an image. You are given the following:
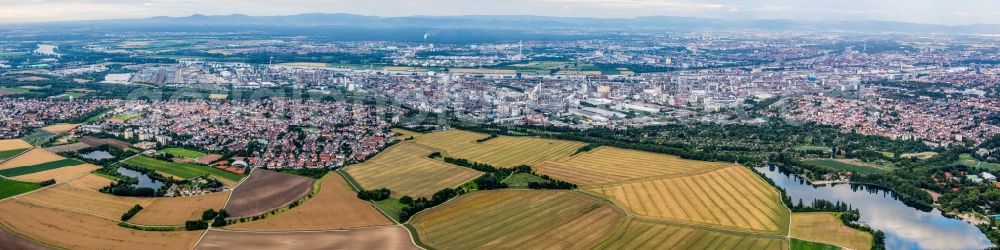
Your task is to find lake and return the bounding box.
[116,167,164,190]
[79,150,113,161]
[755,166,993,250]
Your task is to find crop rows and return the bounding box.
[590,166,789,233]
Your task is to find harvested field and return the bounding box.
[410,190,625,249]
[595,218,789,249]
[412,129,586,167]
[197,226,418,250]
[0,149,65,170]
[16,184,153,220]
[0,159,86,177]
[129,191,231,226]
[589,166,790,233]
[0,225,49,250]
[345,141,482,198]
[226,174,391,231]
[535,146,730,186]
[43,142,92,153]
[78,136,130,149]
[66,174,113,191]
[12,163,98,183]
[791,212,872,250]
[0,139,32,151]
[40,124,79,133]
[0,199,202,249]
[224,169,315,219]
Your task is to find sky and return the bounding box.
[1,0,999,25]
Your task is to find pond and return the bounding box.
[755,166,993,250]
[116,167,164,191]
[79,150,113,161]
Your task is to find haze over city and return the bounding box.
[2,0,1000,25]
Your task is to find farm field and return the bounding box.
[16,184,153,220]
[12,163,98,182]
[409,190,625,249]
[67,173,114,191]
[794,145,834,153]
[802,158,889,174]
[197,225,418,250]
[122,155,243,185]
[595,218,789,249]
[0,148,30,161]
[0,199,202,249]
[0,148,66,170]
[345,141,482,198]
[0,177,40,200]
[226,174,392,231]
[791,238,841,250]
[160,147,207,159]
[791,212,872,250]
[0,225,48,250]
[43,142,93,153]
[224,169,315,219]
[0,159,86,177]
[40,123,80,133]
[374,198,406,222]
[128,191,231,226]
[588,166,790,233]
[901,151,938,159]
[0,139,32,152]
[535,146,731,186]
[411,129,586,167]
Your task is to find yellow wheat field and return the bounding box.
[791,212,873,250]
[595,218,789,249]
[535,146,731,186]
[410,190,625,250]
[589,166,790,233]
[0,139,32,151]
[128,191,231,226]
[346,141,482,198]
[40,124,80,133]
[16,184,154,220]
[13,164,98,183]
[412,129,586,167]
[66,174,114,191]
[0,199,202,249]
[0,148,66,170]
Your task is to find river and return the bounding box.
[754,166,993,250]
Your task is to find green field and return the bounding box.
[791,238,841,250]
[957,153,1000,171]
[794,145,833,153]
[160,148,207,159]
[501,173,549,188]
[374,198,406,222]
[0,87,30,95]
[0,148,29,161]
[0,159,84,177]
[122,155,242,183]
[112,112,142,121]
[802,158,886,174]
[0,177,40,199]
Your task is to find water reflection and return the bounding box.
[80,151,113,161]
[755,166,993,250]
[116,167,164,190]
